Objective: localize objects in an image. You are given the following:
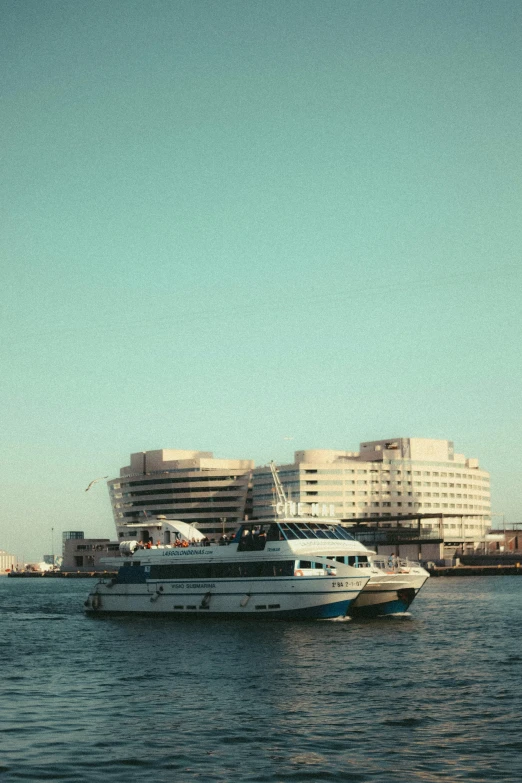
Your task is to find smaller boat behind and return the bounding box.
[348,555,429,618]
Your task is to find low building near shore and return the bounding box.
[61,537,120,572]
[487,528,522,554]
[0,550,20,574]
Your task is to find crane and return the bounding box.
[269,460,287,508]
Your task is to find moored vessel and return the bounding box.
[348,555,429,617]
[85,517,371,619]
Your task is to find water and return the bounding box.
[1,577,522,783]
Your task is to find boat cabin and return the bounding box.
[235,519,357,552]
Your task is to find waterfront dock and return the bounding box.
[7,570,117,578]
[428,564,522,577]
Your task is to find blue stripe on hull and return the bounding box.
[272,598,353,619]
[349,596,412,618]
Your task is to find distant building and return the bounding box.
[62,531,85,550]
[108,449,254,540]
[252,438,491,560]
[0,550,19,574]
[61,536,120,572]
[104,439,491,561]
[43,554,63,568]
[487,527,522,554]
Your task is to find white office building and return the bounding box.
[252,438,491,558]
[109,449,254,540]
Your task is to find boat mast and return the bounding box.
[269,461,287,510]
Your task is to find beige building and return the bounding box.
[0,550,19,574]
[109,449,254,540]
[61,537,120,572]
[252,438,491,560]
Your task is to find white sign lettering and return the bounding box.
[275,502,336,518]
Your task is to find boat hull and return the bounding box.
[348,572,429,618]
[85,576,366,620]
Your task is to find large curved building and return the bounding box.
[252,438,491,559]
[108,449,254,541]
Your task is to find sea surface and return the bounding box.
[1,576,522,783]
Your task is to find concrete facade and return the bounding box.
[105,439,491,559]
[109,449,254,540]
[0,550,20,574]
[252,438,491,558]
[61,537,120,572]
[487,528,522,554]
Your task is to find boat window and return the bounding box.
[279,523,298,540]
[307,522,326,538]
[298,560,312,568]
[292,523,310,538]
[237,524,274,552]
[296,522,319,538]
[266,523,282,542]
[260,520,357,541]
[327,526,356,541]
[336,556,346,564]
[285,523,307,539]
[149,560,295,579]
[327,526,347,540]
[313,524,337,539]
[150,563,212,579]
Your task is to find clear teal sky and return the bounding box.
[1,1,521,560]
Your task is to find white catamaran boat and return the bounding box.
[84,516,372,619]
[348,555,429,617]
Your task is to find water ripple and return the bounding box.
[1,577,522,782]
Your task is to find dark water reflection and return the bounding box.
[1,577,522,782]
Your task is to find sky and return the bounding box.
[1,0,521,561]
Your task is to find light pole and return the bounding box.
[51,527,54,566]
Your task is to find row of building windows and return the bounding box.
[255,470,488,481]
[115,475,245,489]
[123,487,244,498]
[117,520,238,529]
[271,481,489,491]
[119,499,242,510]
[122,507,242,518]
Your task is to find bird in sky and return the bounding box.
[85,476,109,492]
[283,436,294,441]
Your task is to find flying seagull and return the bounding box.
[85,476,109,492]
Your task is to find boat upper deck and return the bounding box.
[111,517,371,566]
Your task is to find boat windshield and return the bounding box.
[236,521,355,551]
[278,522,355,541]
[236,523,280,552]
